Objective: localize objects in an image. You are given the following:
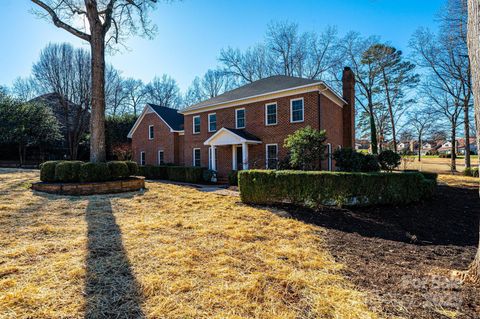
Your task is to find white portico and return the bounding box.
[204,127,262,170]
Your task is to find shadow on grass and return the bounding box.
[85,197,145,319]
[271,184,479,247]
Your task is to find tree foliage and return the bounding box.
[283,126,327,170]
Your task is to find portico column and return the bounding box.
[211,146,216,171]
[242,142,249,170]
[232,145,237,170]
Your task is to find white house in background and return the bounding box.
[398,142,410,151]
[438,141,455,154]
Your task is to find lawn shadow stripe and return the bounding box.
[85,197,145,319]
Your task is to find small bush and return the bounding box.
[138,165,167,180]
[107,161,130,179]
[464,167,479,177]
[125,161,139,176]
[40,161,62,182]
[426,150,439,156]
[439,153,452,158]
[333,148,379,172]
[239,170,435,208]
[361,154,380,172]
[79,162,111,182]
[202,169,216,183]
[228,170,239,186]
[378,150,401,172]
[54,161,83,182]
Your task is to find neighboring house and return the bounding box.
[457,138,478,155]
[128,67,356,180]
[398,142,410,152]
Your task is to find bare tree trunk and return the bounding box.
[368,97,378,154]
[89,33,106,163]
[467,0,480,282]
[464,101,471,168]
[451,126,457,172]
[418,134,422,162]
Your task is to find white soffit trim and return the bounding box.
[203,127,262,146]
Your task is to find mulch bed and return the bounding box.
[285,183,480,318]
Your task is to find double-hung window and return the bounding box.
[290,98,304,123]
[266,144,278,169]
[235,108,245,129]
[140,151,146,166]
[265,103,277,126]
[148,125,154,139]
[193,115,201,134]
[208,113,217,132]
[193,148,201,167]
[158,150,164,165]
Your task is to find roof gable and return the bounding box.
[127,104,184,138]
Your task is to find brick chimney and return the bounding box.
[342,67,355,148]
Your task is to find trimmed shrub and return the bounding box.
[40,160,62,182]
[166,166,205,183]
[378,150,401,172]
[239,170,435,208]
[228,170,239,186]
[138,165,167,180]
[79,162,111,182]
[125,161,139,176]
[54,161,83,182]
[464,167,479,177]
[333,148,379,172]
[439,153,452,158]
[202,169,216,183]
[107,161,130,179]
[361,154,380,172]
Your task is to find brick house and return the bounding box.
[128,67,355,180]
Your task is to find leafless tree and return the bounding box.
[105,65,128,116]
[32,43,91,160]
[123,78,146,116]
[339,32,381,154]
[219,21,340,83]
[12,77,39,102]
[467,0,480,282]
[144,74,182,109]
[411,5,473,168]
[409,109,435,162]
[422,78,463,171]
[31,0,159,162]
[184,68,237,106]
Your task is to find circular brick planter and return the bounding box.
[31,177,145,196]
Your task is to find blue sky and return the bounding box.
[1,0,444,92]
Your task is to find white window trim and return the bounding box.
[208,113,217,132]
[265,102,278,126]
[148,125,154,140]
[290,97,304,123]
[193,115,201,134]
[158,150,164,165]
[193,148,201,167]
[235,108,246,129]
[265,143,278,169]
[140,151,146,166]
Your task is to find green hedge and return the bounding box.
[239,170,435,208]
[39,161,62,182]
[464,167,479,177]
[138,165,206,183]
[39,160,138,183]
[54,161,83,182]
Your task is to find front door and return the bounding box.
[236,146,243,170]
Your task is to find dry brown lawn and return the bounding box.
[0,168,378,319]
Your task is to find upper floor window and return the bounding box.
[290,98,304,123]
[236,108,245,129]
[265,103,277,126]
[193,148,201,167]
[193,115,201,134]
[266,144,278,169]
[148,125,154,139]
[208,113,217,132]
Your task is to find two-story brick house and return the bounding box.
[128,67,355,181]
